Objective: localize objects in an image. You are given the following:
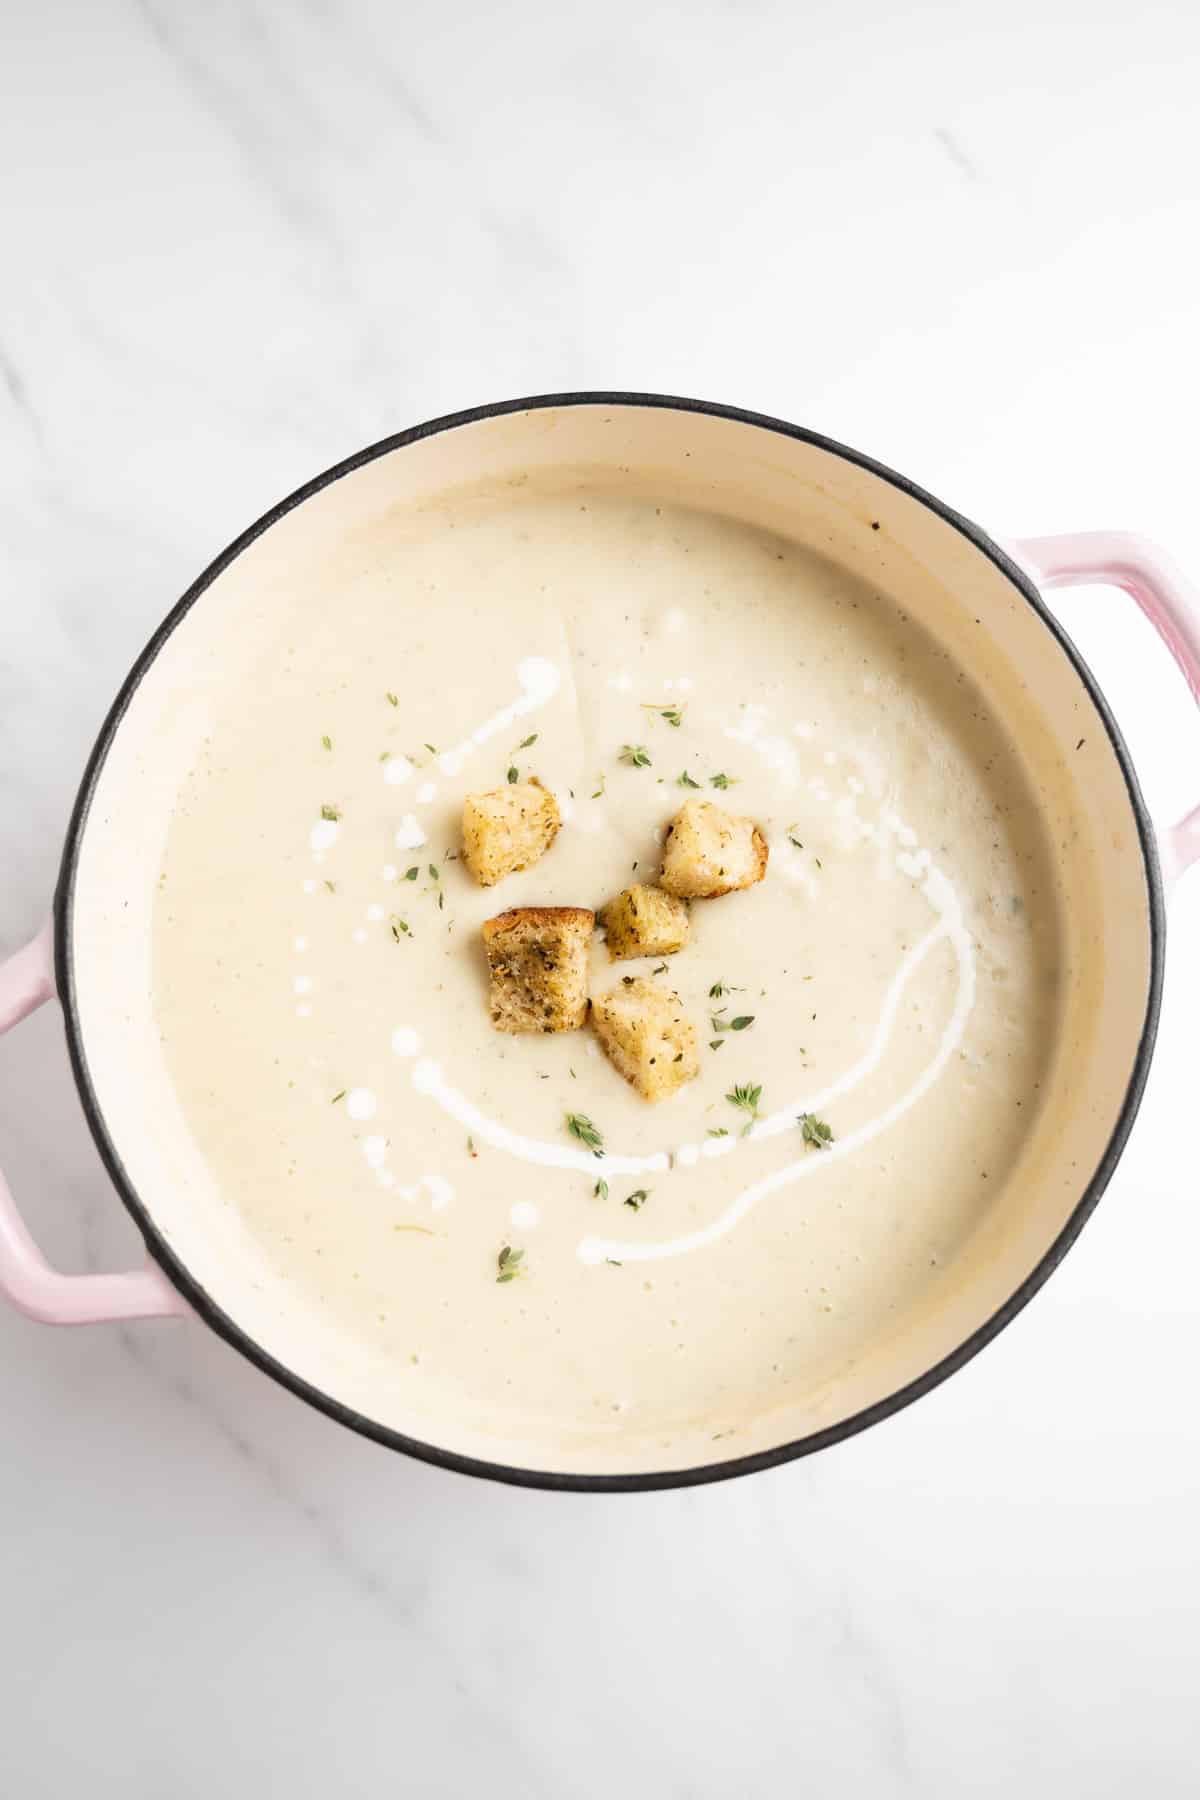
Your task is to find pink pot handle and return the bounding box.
[1011,532,1200,889]
[0,921,187,1324]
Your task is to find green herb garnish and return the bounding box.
[620,744,652,768]
[506,765,519,783]
[592,772,606,798]
[566,1113,605,1157]
[496,1244,526,1284]
[651,962,668,975]
[321,734,332,751]
[709,979,745,999]
[330,1090,346,1104]
[642,704,684,728]
[404,866,419,881]
[709,1039,727,1051]
[709,772,738,790]
[623,1189,650,1211]
[515,733,538,750]
[799,1113,834,1150]
[707,1127,730,1138]
[389,916,412,940]
[730,1016,755,1031]
[320,803,341,821]
[677,770,701,788]
[323,879,336,894]
[385,692,399,707]
[424,743,438,755]
[726,1082,763,1135]
[594,1177,609,1201]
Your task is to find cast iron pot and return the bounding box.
[2,394,1198,1489]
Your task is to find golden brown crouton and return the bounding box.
[658,797,768,899]
[600,883,690,962]
[482,906,594,1034]
[462,778,561,887]
[591,976,699,1102]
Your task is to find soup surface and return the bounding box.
[154,491,1061,1461]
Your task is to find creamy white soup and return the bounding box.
[153,491,1061,1458]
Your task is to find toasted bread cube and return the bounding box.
[658,798,768,899]
[600,883,690,962]
[591,976,699,1102]
[462,778,560,887]
[482,906,594,1034]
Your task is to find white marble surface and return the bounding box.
[3,2,1200,1792]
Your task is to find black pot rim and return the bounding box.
[53,390,1166,1493]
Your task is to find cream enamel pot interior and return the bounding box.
[2,394,1198,1492]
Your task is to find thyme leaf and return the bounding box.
[726,1081,763,1135]
[566,1113,605,1157]
[496,1244,526,1284]
[799,1113,834,1150]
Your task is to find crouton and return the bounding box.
[600,883,690,962]
[482,906,594,1034]
[658,797,768,899]
[462,778,560,887]
[591,976,699,1102]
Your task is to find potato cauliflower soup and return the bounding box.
[153,490,1061,1458]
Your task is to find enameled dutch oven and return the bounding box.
[2,394,1198,1490]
